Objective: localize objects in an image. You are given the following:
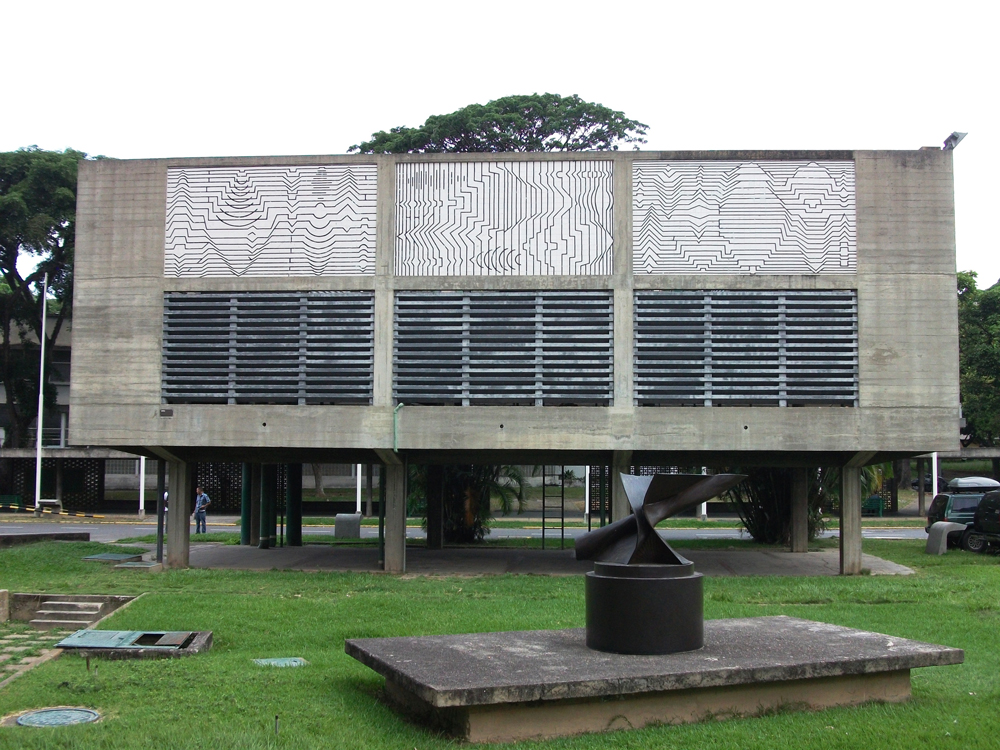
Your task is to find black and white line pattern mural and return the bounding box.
[165,165,376,277]
[395,161,613,276]
[633,161,856,275]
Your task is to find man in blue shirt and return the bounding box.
[192,486,211,534]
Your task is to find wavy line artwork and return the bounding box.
[165,165,376,277]
[395,161,613,276]
[633,161,856,274]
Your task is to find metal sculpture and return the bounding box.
[576,472,745,655]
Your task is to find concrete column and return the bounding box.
[260,464,276,549]
[611,451,633,521]
[366,463,373,517]
[250,463,261,546]
[612,157,634,410]
[384,463,407,573]
[166,460,192,568]
[425,464,444,550]
[790,467,809,553]
[155,460,166,563]
[240,463,251,545]
[285,463,302,546]
[916,457,926,517]
[840,466,863,575]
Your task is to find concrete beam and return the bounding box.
[845,451,879,468]
[840,466,863,575]
[790,467,809,553]
[166,460,192,568]
[384,463,407,573]
[375,448,404,466]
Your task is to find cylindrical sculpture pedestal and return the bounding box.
[585,562,704,654]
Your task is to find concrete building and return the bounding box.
[70,149,960,572]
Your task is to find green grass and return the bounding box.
[0,538,997,748]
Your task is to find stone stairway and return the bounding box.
[30,595,107,631]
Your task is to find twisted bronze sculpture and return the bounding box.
[577,472,745,654]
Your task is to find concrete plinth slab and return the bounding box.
[346,616,962,743]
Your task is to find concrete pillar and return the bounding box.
[425,464,444,550]
[285,463,302,547]
[240,463,251,545]
[260,464,276,549]
[840,466,863,575]
[155,460,166,563]
[250,463,261,546]
[366,463,373,517]
[916,457,926,517]
[611,451,633,522]
[790,467,809,553]
[166,460,192,568]
[384,463,407,573]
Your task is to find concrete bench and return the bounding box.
[335,513,362,539]
[925,521,967,554]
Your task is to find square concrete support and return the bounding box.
[285,463,303,546]
[917,457,926,517]
[425,464,444,550]
[611,452,633,522]
[249,463,261,546]
[384,463,407,573]
[166,460,192,568]
[840,466,863,575]
[790,467,809,553]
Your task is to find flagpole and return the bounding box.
[34,273,49,512]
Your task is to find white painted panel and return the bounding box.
[633,161,856,275]
[165,165,376,277]
[396,161,613,276]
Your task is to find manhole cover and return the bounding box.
[16,708,100,727]
[253,657,308,667]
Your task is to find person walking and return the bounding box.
[192,486,211,534]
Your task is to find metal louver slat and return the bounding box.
[394,290,614,406]
[634,290,858,407]
[162,291,374,405]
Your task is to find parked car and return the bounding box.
[911,473,949,492]
[925,477,1000,546]
[960,490,1000,553]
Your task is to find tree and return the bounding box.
[957,270,1000,477]
[349,94,648,154]
[0,147,86,448]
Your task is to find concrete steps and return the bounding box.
[30,598,104,631]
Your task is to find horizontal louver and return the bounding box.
[162,291,374,404]
[395,291,613,406]
[635,290,857,406]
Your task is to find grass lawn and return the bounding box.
[0,538,996,749]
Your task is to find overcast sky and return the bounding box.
[5,1,997,285]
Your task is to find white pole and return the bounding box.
[584,466,590,519]
[699,466,708,521]
[33,273,48,512]
[931,452,939,497]
[139,456,146,517]
[356,463,362,514]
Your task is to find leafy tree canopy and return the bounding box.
[349,93,648,154]
[958,270,1000,447]
[0,146,91,447]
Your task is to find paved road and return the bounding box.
[0,518,930,543]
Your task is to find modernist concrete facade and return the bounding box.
[71,149,961,572]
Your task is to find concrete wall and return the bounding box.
[70,150,960,463]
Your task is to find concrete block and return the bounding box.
[925,521,967,554]
[0,590,7,622]
[346,615,963,743]
[335,513,362,539]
